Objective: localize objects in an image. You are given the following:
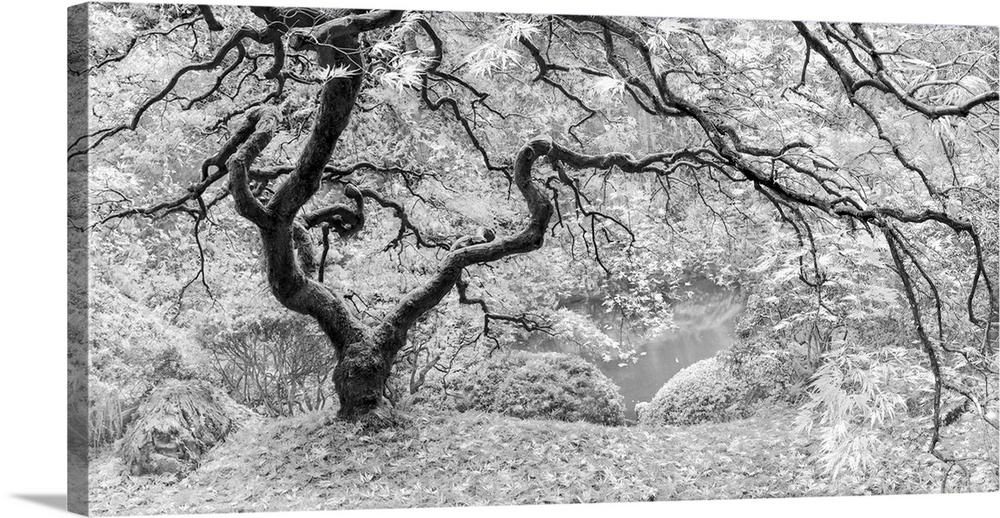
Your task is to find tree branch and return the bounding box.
[380,138,556,345]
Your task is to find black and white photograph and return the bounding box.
[10,0,1000,517]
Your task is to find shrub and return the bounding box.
[642,356,748,426]
[718,335,804,404]
[120,379,254,476]
[461,351,626,426]
[88,283,211,447]
[793,346,933,478]
[634,401,651,422]
[197,311,337,417]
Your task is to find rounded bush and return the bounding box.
[718,336,804,404]
[642,356,748,426]
[120,379,254,476]
[462,351,626,426]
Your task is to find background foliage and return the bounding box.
[75,1,998,507]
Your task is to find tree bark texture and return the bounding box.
[223,10,561,419]
[227,13,401,419]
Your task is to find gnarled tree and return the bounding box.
[75,3,997,472]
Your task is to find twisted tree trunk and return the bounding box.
[226,13,395,419]
[223,10,557,419]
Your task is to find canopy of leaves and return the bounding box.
[76,2,998,494]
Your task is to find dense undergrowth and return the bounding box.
[88,404,998,515]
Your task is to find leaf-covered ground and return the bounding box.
[88,406,997,515]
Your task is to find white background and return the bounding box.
[2,1,997,517]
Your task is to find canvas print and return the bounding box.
[67,2,999,515]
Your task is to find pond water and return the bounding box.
[602,281,744,420]
[544,278,745,421]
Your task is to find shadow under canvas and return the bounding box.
[11,494,67,511]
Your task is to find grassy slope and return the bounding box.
[88,406,996,515]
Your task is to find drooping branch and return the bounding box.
[795,24,949,198]
[456,272,554,338]
[78,16,201,75]
[559,16,994,257]
[517,36,604,143]
[183,41,248,110]
[551,160,635,252]
[540,49,996,329]
[248,6,342,29]
[172,211,215,315]
[561,14,683,117]
[96,103,278,225]
[883,226,945,456]
[414,19,510,174]
[380,138,556,343]
[349,188,452,251]
[844,23,998,118]
[82,8,997,430]
[69,25,281,159]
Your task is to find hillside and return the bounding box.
[88,405,993,515]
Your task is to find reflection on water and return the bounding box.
[545,278,745,421]
[603,282,744,419]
